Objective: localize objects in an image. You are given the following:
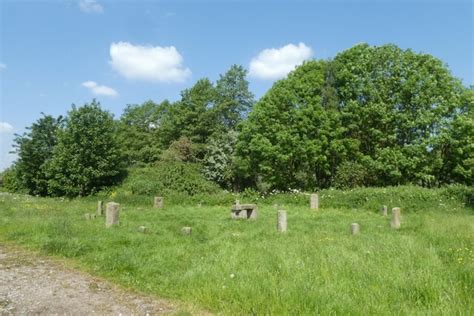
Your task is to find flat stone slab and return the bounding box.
[231,204,257,219]
[231,204,257,211]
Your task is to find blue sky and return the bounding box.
[0,0,473,170]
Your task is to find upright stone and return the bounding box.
[154,196,163,209]
[277,210,287,233]
[310,193,319,210]
[380,205,388,216]
[105,202,120,228]
[97,200,104,216]
[350,223,360,235]
[84,213,91,220]
[391,207,401,229]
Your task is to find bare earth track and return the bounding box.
[0,244,179,315]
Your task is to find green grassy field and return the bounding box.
[0,187,473,314]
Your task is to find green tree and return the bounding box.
[46,100,125,196]
[237,60,351,190]
[117,100,167,165]
[215,64,254,129]
[11,114,63,195]
[333,43,466,186]
[203,130,239,189]
[435,87,474,185]
[159,79,218,151]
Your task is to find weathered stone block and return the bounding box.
[391,207,401,229]
[181,227,192,235]
[138,226,148,233]
[154,196,163,209]
[277,210,287,233]
[105,202,120,228]
[231,203,257,219]
[381,205,388,216]
[310,193,319,210]
[350,223,360,235]
[97,200,104,216]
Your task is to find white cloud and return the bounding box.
[79,0,103,14]
[109,42,191,83]
[0,63,6,70]
[249,42,313,80]
[0,122,14,134]
[81,81,118,97]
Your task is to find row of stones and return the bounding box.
[86,195,402,236]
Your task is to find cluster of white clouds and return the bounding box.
[79,0,103,14]
[0,122,14,134]
[81,41,312,98]
[81,81,118,97]
[74,2,312,95]
[109,42,192,83]
[249,43,313,80]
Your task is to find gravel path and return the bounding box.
[0,244,180,315]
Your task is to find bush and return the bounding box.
[118,162,221,197]
[332,161,372,189]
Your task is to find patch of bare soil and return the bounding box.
[0,244,180,315]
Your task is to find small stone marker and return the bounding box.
[90,213,97,219]
[381,205,388,216]
[277,210,287,233]
[97,201,104,216]
[138,226,148,233]
[310,193,319,210]
[350,223,360,235]
[391,207,401,229]
[154,196,163,209]
[181,226,192,235]
[84,213,91,220]
[231,203,257,219]
[105,202,120,228]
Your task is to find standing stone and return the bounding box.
[235,200,240,206]
[277,210,287,233]
[105,202,120,228]
[181,227,192,235]
[84,213,91,220]
[391,207,401,229]
[310,193,319,210]
[350,223,360,235]
[97,201,104,216]
[380,205,388,216]
[154,197,163,209]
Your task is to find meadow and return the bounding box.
[0,186,473,315]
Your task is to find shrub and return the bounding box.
[118,162,220,197]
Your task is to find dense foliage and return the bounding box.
[46,101,125,197]
[2,44,472,196]
[239,44,473,190]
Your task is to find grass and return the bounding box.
[0,187,473,314]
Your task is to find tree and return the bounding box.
[46,100,125,197]
[117,100,167,165]
[237,60,350,190]
[215,64,254,130]
[11,114,63,195]
[435,87,474,185]
[332,43,466,186]
[159,79,218,153]
[203,130,239,189]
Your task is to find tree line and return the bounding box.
[2,44,472,197]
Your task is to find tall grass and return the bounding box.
[0,186,472,314]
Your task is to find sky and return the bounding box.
[0,0,473,171]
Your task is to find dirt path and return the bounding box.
[0,244,181,315]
